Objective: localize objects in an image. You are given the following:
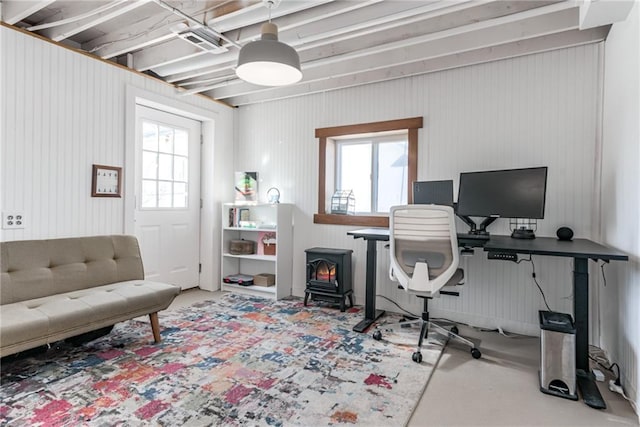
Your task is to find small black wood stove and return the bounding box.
[304,247,354,312]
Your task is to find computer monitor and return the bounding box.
[413,180,454,206]
[457,166,548,219]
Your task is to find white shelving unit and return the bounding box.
[221,203,293,300]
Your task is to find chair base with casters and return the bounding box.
[372,296,481,363]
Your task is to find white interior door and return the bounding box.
[135,105,201,289]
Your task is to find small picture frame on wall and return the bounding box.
[92,164,122,197]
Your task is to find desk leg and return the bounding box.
[574,258,606,409]
[353,239,385,333]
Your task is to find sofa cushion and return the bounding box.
[1,235,144,305]
[1,305,50,349]
[0,280,180,356]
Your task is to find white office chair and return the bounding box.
[373,204,481,363]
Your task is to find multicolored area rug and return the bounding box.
[0,294,445,426]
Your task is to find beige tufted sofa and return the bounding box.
[0,235,181,357]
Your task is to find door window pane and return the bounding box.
[142,151,158,180]
[158,181,172,207]
[158,154,173,180]
[158,126,174,153]
[174,130,188,156]
[140,121,190,209]
[174,156,188,182]
[142,122,158,151]
[142,180,157,208]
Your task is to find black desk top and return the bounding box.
[483,236,628,261]
[347,228,629,261]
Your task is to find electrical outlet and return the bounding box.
[3,212,25,229]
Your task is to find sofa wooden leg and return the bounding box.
[149,312,161,343]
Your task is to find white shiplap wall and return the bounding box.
[236,44,602,335]
[1,27,234,254]
[600,2,639,411]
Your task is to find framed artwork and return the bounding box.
[92,164,122,197]
[235,171,258,202]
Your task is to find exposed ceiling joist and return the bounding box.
[80,1,228,58]
[162,1,566,86]
[1,0,55,25]
[208,6,581,99]
[4,0,627,107]
[134,0,381,72]
[225,26,610,106]
[45,0,150,42]
[154,1,472,76]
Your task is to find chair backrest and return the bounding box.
[389,204,459,296]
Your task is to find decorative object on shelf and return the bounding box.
[239,208,250,222]
[267,187,281,204]
[330,190,355,215]
[91,164,122,197]
[260,232,277,256]
[254,273,276,287]
[229,239,256,255]
[235,0,302,87]
[235,172,259,202]
[223,274,254,286]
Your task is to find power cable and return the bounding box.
[375,294,419,318]
[516,254,552,312]
[600,261,608,287]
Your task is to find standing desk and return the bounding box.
[348,228,628,409]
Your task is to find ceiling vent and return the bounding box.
[171,23,228,54]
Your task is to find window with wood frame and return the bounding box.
[314,117,422,227]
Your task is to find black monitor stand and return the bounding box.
[456,213,497,236]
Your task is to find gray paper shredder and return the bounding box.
[539,311,578,400]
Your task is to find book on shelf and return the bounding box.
[228,207,238,227]
[228,207,257,228]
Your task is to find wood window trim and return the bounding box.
[314,117,422,227]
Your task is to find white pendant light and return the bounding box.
[235,3,302,86]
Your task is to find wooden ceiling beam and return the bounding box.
[1,0,55,25]
[155,1,559,82]
[80,1,243,59]
[208,7,580,99]
[152,0,484,78]
[134,0,379,72]
[223,26,609,106]
[133,38,208,72]
[85,0,323,60]
[42,0,150,42]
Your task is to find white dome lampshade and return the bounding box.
[236,22,302,86]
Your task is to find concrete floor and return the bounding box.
[171,288,639,426]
